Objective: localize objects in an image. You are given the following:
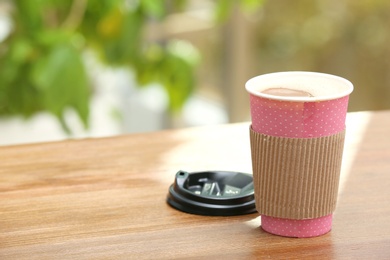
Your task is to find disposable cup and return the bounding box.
[246,71,353,238]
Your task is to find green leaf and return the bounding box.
[9,38,34,64]
[96,5,124,39]
[98,8,144,65]
[140,0,165,19]
[160,50,195,112]
[135,44,163,86]
[34,29,73,47]
[31,43,90,130]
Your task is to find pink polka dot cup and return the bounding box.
[246,71,353,238]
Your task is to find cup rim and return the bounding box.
[245,71,354,102]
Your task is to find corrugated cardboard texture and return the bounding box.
[250,126,345,219]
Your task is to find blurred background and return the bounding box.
[0,0,389,146]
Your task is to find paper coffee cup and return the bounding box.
[246,71,353,238]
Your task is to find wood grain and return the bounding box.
[1,111,390,259]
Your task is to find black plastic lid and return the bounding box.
[167,170,257,216]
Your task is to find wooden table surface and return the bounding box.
[1,110,389,259]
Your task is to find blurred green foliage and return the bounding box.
[0,0,263,132]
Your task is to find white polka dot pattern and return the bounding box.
[250,95,349,138]
[261,214,333,238]
[249,94,349,238]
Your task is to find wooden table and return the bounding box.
[1,110,389,259]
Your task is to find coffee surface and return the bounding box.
[261,87,313,97]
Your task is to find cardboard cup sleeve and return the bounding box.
[250,126,345,220]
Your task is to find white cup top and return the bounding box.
[245,71,354,102]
